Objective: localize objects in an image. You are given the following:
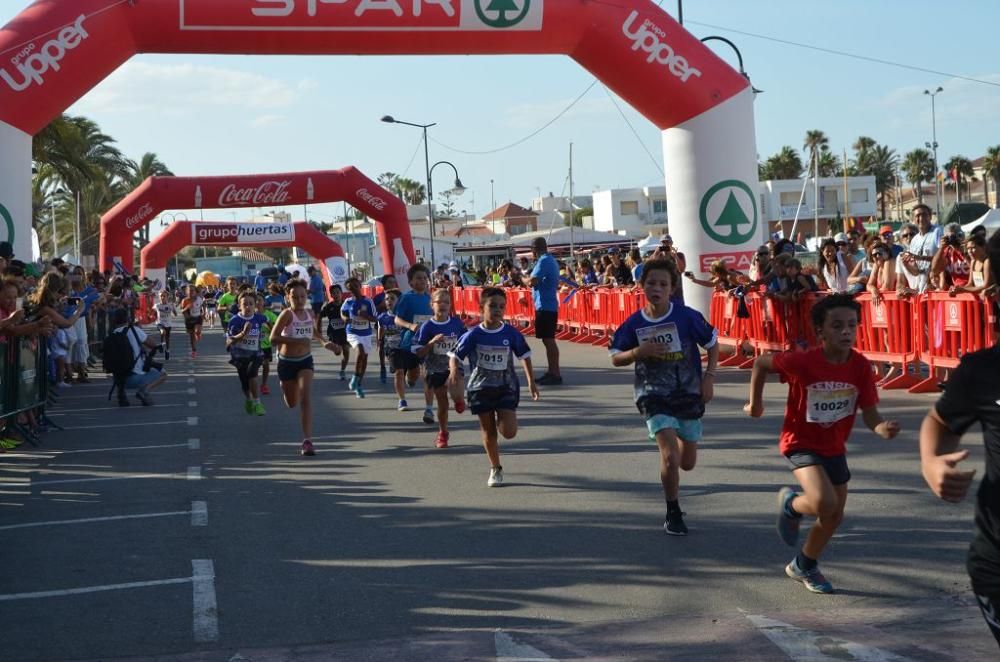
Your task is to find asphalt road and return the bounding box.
[0,321,995,661]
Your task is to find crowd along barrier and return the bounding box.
[0,335,51,445]
[909,292,991,393]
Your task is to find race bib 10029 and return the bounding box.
[635,322,681,354]
[805,382,858,425]
[476,344,509,371]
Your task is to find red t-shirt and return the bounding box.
[772,348,878,457]
[943,247,971,287]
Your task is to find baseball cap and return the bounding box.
[879,224,894,235]
[833,232,848,244]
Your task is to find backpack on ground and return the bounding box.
[102,327,139,400]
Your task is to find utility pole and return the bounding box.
[568,143,575,263]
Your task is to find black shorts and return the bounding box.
[535,310,557,339]
[277,355,314,382]
[327,327,348,346]
[392,349,420,373]
[184,316,202,331]
[468,386,519,415]
[230,355,263,379]
[262,347,273,362]
[785,451,851,485]
[427,372,450,389]
[974,590,1000,649]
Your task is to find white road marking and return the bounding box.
[51,389,195,400]
[187,466,202,481]
[187,387,197,394]
[192,560,219,643]
[187,417,198,426]
[744,613,913,661]
[191,500,207,526]
[187,378,195,384]
[0,473,174,488]
[49,404,184,415]
[0,510,190,531]
[495,630,554,661]
[0,577,192,601]
[40,443,189,455]
[70,420,189,430]
[188,401,198,408]
[188,438,200,450]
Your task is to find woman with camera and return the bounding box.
[28,272,85,389]
[930,223,971,291]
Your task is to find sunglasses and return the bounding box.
[836,242,847,247]
[881,232,893,237]
[901,233,914,239]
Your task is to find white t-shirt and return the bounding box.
[907,225,942,275]
[113,325,148,374]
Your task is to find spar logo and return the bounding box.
[1,15,89,93]
[125,203,155,230]
[474,0,531,28]
[621,11,701,82]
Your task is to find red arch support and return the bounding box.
[100,166,414,283]
[140,220,346,289]
[0,0,760,315]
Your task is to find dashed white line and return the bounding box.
[187,466,202,481]
[70,420,189,430]
[188,401,198,408]
[187,378,195,384]
[192,560,219,643]
[0,473,169,488]
[743,612,913,661]
[53,443,189,454]
[0,577,192,601]
[190,501,208,526]
[0,510,190,531]
[187,387,197,395]
[495,630,553,661]
[188,438,200,450]
[187,417,198,426]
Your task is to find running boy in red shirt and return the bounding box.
[745,293,900,594]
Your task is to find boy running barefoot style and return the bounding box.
[341,277,377,399]
[154,290,176,360]
[226,291,268,416]
[270,278,342,457]
[413,289,468,449]
[448,287,539,487]
[256,294,277,396]
[179,285,204,358]
[318,285,351,381]
[610,258,719,536]
[745,293,901,594]
[394,264,435,419]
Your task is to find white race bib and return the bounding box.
[385,330,401,348]
[806,383,858,425]
[434,336,458,355]
[476,344,509,371]
[413,314,432,325]
[635,322,681,354]
[351,318,370,330]
[271,302,283,312]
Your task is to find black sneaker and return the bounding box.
[664,511,688,536]
[537,373,563,386]
[118,397,130,407]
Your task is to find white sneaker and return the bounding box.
[59,381,72,388]
[487,466,504,488]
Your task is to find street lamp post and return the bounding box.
[381,116,465,269]
[924,86,944,220]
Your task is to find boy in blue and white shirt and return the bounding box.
[226,291,269,416]
[377,289,402,377]
[610,258,719,536]
[394,264,435,419]
[413,289,469,450]
[449,287,540,488]
[340,277,376,398]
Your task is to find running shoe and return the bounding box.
[423,407,435,424]
[355,385,365,399]
[785,557,834,594]
[300,440,316,457]
[260,384,270,395]
[349,375,359,391]
[135,390,154,406]
[245,400,254,414]
[664,511,688,536]
[398,399,409,411]
[164,350,170,360]
[339,369,347,381]
[454,399,466,414]
[487,466,504,487]
[777,487,802,547]
[537,373,563,386]
[380,367,387,384]
[253,402,266,416]
[0,438,22,450]
[435,431,449,449]
[191,351,197,359]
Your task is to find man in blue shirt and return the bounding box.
[529,237,562,385]
[307,266,326,314]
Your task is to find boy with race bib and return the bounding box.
[226,291,268,416]
[610,258,719,536]
[745,293,900,594]
[394,264,435,419]
[256,293,277,396]
[179,284,204,358]
[449,287,539,487]
[154,290,177,360]
[341,277,377,399]
[413,289,468,449]
[318,284,351,381]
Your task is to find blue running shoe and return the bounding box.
[786,557,834,594]
[349,375,358,391]
[397,399,409,412]
[355,386,365,399]
[777,487,802,547]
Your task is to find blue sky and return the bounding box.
[3,0,999,228]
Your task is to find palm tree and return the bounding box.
[867,144,899,220]
[396,177,426,205]
[126,152,173,188]
[982,146,1000,208]
[851,136,877,174]
[761,146,804,180]
[902,148,935,205]
[377,172,402,198]
[943,155,976,202]
[803,129,829,174]
[816,150,841,177]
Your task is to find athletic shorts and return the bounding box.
[229,355,263,379]
[535,310,557,339]
[184,316,202,331]
[277,354,314,382]
[785,451,851,485]
[646,414,703,442]
[261,347,273,362]
[468,385,519,415]
[156,323,172,331]
[347,333,373,354]
[427,371,450,389]
[974,591,1000,649]
[327,327,348,346]
[393,350,420,373]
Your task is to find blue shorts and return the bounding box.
[646,414,703,443]
[468,386,519,415]
[124,368,162,391]
[277,354,314,382]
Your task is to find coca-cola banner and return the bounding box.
[191,222,295,245]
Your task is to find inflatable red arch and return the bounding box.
[0,0,760,314]
[99,166,415,282]
[141,220,347,290]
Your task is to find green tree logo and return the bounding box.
[0,203,14,245]
[474,0,531,28]
[698,180,758,245]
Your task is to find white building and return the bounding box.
[761,175,877,226]
[592,186,668,235]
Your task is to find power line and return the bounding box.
[399,133,424,179]
[430,80,599,155]
[602,85,664,176]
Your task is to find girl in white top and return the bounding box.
[269,278,340,457]
[953,234,994,297]
[154,290,177,360]
[816,238,854,293]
